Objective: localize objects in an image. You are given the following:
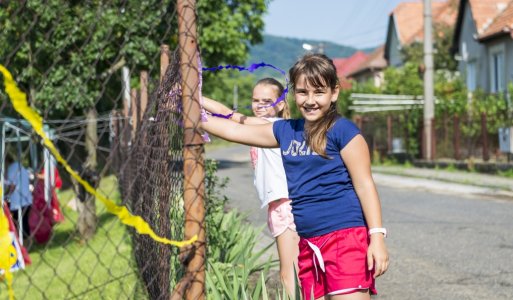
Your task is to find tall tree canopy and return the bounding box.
[0,0,268,116]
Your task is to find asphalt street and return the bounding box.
[205,144,513,300]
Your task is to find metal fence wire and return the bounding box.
[1,1,206,299]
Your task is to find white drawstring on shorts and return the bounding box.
[306,240,327,282]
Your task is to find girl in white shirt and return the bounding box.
[203,77,299,297]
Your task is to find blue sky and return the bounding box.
[264,0,408,49]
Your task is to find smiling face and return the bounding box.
[293,75,339,123]
[251,83,284,118]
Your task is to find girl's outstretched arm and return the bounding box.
[201,113,278,148]
[202,96,269,125]
[341,134,389,278]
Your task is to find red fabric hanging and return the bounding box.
[53,168,62,189]
[39,168,65,224]
[50,189,64,223]
[29,180,55,244]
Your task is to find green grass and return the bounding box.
[1,176,146,300]
[2,169,281,299]
[498,168,513,178]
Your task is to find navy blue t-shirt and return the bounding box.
[273,118,366,238]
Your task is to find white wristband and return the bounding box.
[368,227,387,238]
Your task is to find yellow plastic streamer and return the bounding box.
[0,187,15,300]
[0,65,197,249]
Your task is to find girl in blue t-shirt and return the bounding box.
[201,53,389,300]
[203,78,300,298]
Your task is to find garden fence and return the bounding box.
[1,1,206,299]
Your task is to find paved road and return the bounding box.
[206,144,268,229]
[377,185,513,300]
[206,145,513,300]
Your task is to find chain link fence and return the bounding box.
[0,1,209,299]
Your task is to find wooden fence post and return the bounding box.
[161,44,170,82]
[453,114,461,160]
[387,115,392,154]
[131,88,139,141]
[76,108,99,241]
[173,0,206,299]
[140,71,148,119]
[481,112,489,161]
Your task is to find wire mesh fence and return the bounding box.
[1,1,208,299]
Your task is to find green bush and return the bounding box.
[203,159,279,299]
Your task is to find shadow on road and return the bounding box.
[210,159,249,170]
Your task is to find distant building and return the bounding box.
[332,51,369,90]
[384,0,457,67]
[452,0,513,94]
[346,46,387,87]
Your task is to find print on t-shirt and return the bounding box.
[282,140,318,156]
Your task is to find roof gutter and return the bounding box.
[477,27,512,42]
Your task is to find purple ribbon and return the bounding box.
[202,62,289,119]
[167,61,288,143]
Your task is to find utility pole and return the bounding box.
[423,0,435,160]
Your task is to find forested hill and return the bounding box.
[247,34,376,73]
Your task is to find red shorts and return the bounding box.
[298,226,377,299]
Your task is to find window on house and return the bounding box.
[466,61,476,92]
[490,46,505,93]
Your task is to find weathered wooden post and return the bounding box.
[453,114,461,160]
[76,108,99,241]
[481,112,489,162]
[173,0,206,299]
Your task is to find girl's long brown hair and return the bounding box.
[289,53,339,157]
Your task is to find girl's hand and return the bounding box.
[367,234,389,278]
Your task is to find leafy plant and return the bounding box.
[202,159,279,299]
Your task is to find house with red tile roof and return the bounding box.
[384,0,457,67]
[332,51,369,89]
[452,0,513,93]
[346,45,387,87]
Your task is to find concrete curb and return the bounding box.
[372,171,513,200]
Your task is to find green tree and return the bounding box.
[201,71,257,117]
[400,23,457,71]
[0,0,268,117]
[382,62,424,95]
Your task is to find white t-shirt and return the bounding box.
[250,117,289,208]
